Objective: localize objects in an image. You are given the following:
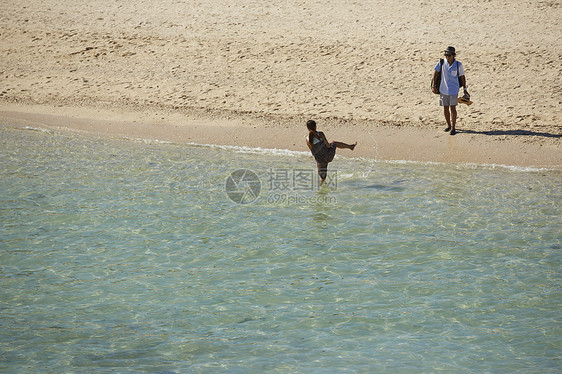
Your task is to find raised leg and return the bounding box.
[332,141,357,150]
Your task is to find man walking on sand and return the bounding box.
[432,46,469,135]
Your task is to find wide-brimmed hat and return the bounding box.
[443,46,456,55]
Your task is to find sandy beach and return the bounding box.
[1,0,560,169]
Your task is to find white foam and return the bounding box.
[117,137,559,173]
[467,163,557,173]
[21,126,53,134]
[349,156,557,173]
[123,137,173,145]
[185,142,310,158]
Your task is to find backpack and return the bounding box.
[432,59,444,94]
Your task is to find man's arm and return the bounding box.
[459,75,466,90]
[305,135,313,151]
[459,75,469,97]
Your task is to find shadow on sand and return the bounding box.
[458,129,561,139]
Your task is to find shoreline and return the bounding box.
[1,103,560,171]
[2,0,560,171]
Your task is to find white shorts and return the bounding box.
[439,94,458,106]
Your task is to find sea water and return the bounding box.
[0,126,560,373]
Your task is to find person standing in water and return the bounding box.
[305,119,356,185]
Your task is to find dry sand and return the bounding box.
[1,0,560,169]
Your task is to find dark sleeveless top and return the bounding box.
[310,132,336,165]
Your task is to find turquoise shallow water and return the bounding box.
[0,126,560,373]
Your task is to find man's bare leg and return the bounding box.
[444,106,451,131]
[450,106,457,135]
[332,141,357,150]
